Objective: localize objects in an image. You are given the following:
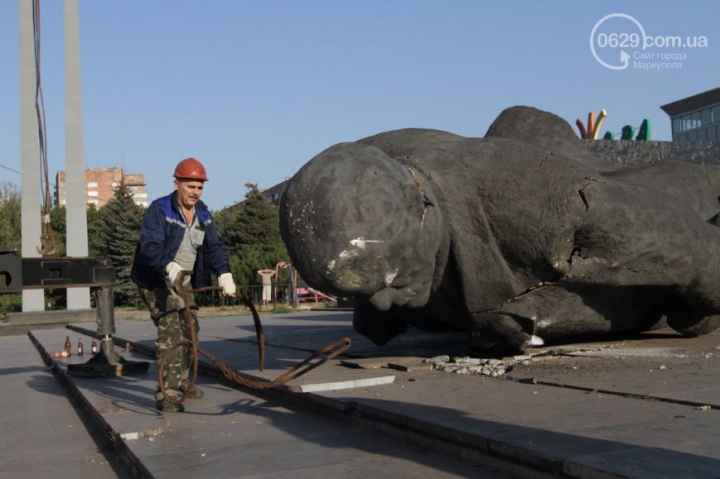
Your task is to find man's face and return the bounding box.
[174,179,205,209]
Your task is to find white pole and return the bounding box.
[19,0,44,312]
[65,0,91,309]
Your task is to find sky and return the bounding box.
[1,1,719,210]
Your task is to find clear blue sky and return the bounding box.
[1,1,718,209]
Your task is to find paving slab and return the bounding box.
[506,328,720,407]
[28,327,508,479]
[0,335,131,479]
[16,310,720,478]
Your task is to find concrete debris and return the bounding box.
[289,375,396,393]
[512,355,532,362]
[426,355,450,364]
[424,355,531,377]
[387,361,433,372]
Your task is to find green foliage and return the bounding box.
[0,294,22,317]
[86,204,101,255]
[49,205,67,256]
[90,185,144,306]
[47,203,104,258]
[0,183,24,315]
[0,182,21,249]
[214,183,290,287]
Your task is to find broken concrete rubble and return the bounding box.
[424,354,534,377]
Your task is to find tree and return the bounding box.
[0,182,21,250]
[215,183,290,288]
[90,185,144,306]
[48,203,104,258]
[0,182,21,315]
[86,203,101,255]
[49,204,67,256]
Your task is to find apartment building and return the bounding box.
[56,167,148,208]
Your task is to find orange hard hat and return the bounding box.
[173,158,208,181]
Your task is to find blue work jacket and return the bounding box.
[131,191,230,289]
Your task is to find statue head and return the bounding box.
[280,142,446,310]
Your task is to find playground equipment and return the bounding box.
[274,262,336,308]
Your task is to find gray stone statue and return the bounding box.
[279,106,720,352]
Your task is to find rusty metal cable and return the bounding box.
[191,285,266,370]
[158,277,351,405]
[31,0,56,256]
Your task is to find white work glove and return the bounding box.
[218,273,236,297]
[165,262,183,285]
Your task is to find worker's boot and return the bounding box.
[180,379,204,399]
[155,388,185,413]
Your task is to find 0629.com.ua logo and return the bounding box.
[590,13,708,71]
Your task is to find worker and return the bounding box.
[131,157,236,413]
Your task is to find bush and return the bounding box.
[0,294,22,317]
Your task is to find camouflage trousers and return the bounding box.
[138,282,198,401]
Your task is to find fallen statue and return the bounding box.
[279,106,720,352]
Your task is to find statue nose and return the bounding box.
[328,251,390,295]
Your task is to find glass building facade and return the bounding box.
[661,88,720,142]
